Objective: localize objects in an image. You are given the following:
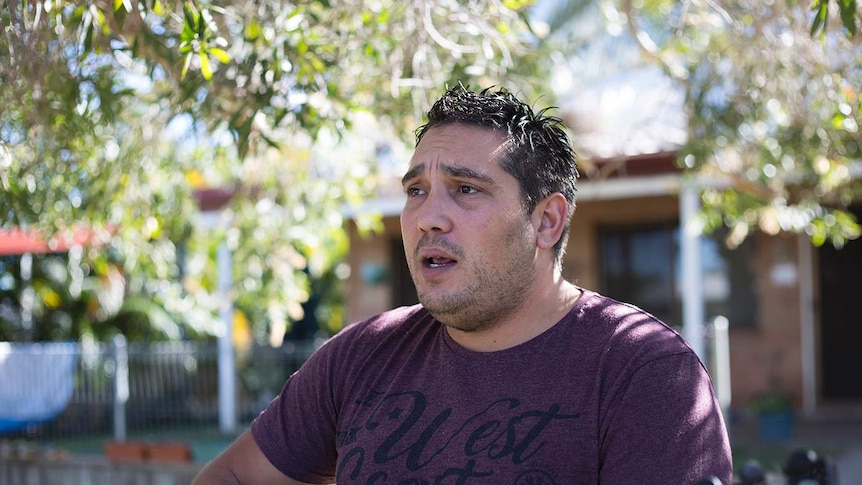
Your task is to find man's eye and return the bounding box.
[406,187,425,197]
[458,185,478,194]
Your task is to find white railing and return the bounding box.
[0,338,318,443]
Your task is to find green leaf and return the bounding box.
[810,0,829,38]
[244,21,261,41]
[183,2,199,34]
[181,52,193,80]
[90,4,107,30]
[839,0,857,36]
[84,23,94,52]
[115,3,128,30]
[71,5,86,23]
[503,0,536,10]
[208,47,231,64]
[197,8,209,37]
[200,51,212,80]
[180,23,196,43]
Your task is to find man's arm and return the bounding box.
[192,429,321,485]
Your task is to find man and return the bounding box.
[193,85,733,484]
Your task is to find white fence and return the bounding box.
[0,456,201,485]
[0,338,318,442]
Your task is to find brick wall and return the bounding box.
[344,196,809,413]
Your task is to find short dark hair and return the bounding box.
[415,84,579,264]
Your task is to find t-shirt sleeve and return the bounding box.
[597,351,733,485]
[251,340,341,484]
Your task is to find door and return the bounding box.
[818,206,862,402]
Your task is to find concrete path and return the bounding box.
[835,449,862,485]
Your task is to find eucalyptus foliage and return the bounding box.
[0,0,541,341]
[613,0,862,248]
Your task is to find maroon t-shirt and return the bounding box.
[252,289,733,484]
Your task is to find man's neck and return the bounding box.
[445,277,582,352]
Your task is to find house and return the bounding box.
[340,82,862,418]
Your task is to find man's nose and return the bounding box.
[416,189,453,233]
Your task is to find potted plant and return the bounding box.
[147,441,192,463]
[104,440,148,462]
[749,390,794,441]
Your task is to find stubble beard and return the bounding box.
[410,227,537,333]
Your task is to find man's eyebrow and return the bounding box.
[401,164,425,187]
[401,163,495,187]
[444,165,494,185]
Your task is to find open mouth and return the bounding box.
[424,256,456,268]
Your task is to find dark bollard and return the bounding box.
[785,448,819,480]
[784,448,838,485]
[739,459,766,485]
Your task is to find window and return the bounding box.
[599,224,757,328]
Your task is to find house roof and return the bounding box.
[0,227,99,256]
[0,188,235,256]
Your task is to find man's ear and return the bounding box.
[533,193,568,250]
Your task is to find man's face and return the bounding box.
[400,123,537,332]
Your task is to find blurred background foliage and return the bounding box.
[0,0,548,343]
[0,0,860,343]
[653,0,862,248]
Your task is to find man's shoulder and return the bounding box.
[576,289,694,357]
[309,304,437,372]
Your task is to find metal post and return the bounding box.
[20,253,34,341]
[217,240,237,434]
[710,316,732,427]
[680,180,705,360]
[798,235,817,415]
[112,333,129,442]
